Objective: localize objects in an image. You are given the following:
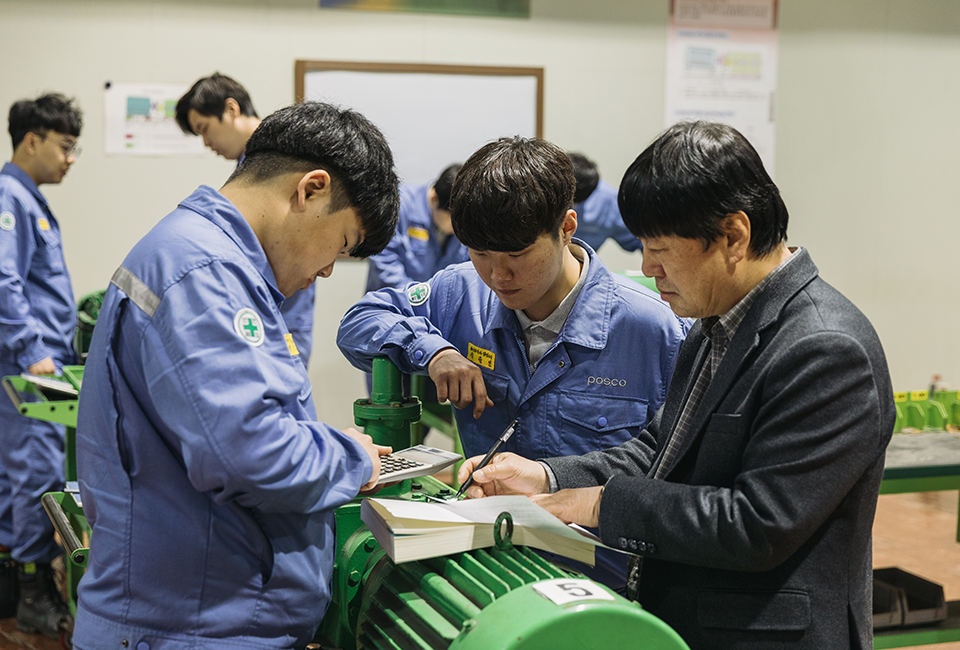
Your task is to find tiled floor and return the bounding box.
[873,490,960,650]
[0,490,953,650]
[0,619,63,650]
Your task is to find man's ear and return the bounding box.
[560,209,578,242]
[723,211,751,263]
[19,132,40,156]
[294,170,333,212]
[222,98,241,121]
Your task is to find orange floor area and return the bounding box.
[873,490,960,650]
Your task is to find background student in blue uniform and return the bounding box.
[74,102,398,650]
[337,136,687,589]
[364,162,467,293]
[568,151,643,254]
[176,72,318,367]
[363,163,467,404]
[0,92,82,638]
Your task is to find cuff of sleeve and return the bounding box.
[538,461,559,493]
[597,474,657,556]
[407,335,457,371]
[20,341,52,371]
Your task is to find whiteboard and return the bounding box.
[296,61,543,185]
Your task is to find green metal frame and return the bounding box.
[2,366,89,615]
[410,373,464,487]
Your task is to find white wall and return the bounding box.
[1,0,958,430]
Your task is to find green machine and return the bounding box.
[1,366,89,616]
[0,290,103,615]
[5,350,688,650]
[315,357,689,650]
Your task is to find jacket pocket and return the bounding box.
[480,369,511,405]
[698,588,811,631]
[35,221,65,274]
[558,390,647,455]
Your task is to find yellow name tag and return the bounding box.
[893,392,908,403]
[408,226,429,242]
[284,333,299,357]
[909,390,928,401]
[467,342,495,370]
[38,218,50,231]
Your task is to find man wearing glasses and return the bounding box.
[0,92,82,639]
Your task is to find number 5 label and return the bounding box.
[532,579,615,605]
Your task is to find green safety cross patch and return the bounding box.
[233,308,265,347]
[407,282,431,306]
[0,212,15,231]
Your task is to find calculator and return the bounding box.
[376,445,463,485]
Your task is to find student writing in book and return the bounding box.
[456,121,895,650]
[337,136,688,589]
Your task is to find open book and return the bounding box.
[361,495,616,566]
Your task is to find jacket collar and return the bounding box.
[178,185,284,306]
[1,162,48,211]
[482,239,614,351]
[660,247,820,476]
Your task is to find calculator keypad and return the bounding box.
[380,455,424,477]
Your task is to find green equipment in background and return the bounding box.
[1,366,89,615]
[73,290,105,364]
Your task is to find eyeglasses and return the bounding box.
[34,131,82,159]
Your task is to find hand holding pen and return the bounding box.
[454,419,518,499]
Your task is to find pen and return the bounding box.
[455,419,518,499]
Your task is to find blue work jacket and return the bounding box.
[575,179,643,253]
[0,162,76,373]
[75,186,372,649]
[339,242,687,460]
[364,183,469,292]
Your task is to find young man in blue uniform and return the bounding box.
[176,72,317,367]
[0,92,82,638]
[364,162,467,292]
[338,136,687,588]
[568,151,643,254]
[74,102,399,650]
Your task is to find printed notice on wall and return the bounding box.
[665,0,779,175]
[103,82,204,156]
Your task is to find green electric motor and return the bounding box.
[330,524,689,650]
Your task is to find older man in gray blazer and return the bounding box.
[458,121,895,650]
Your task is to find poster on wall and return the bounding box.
[103,82,204,156]
[664,0,779,176]
[318,0,529,18]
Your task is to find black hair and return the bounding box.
[432,163,462,211]
[175,73,258,135]
[227,102,399,259]
[568,152,600,204]
[450,137,574,252]
[8,93,82,149]
[619,121,788,257]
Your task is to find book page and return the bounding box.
[369,496,608,547]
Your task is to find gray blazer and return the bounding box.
[546,248,895,650]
